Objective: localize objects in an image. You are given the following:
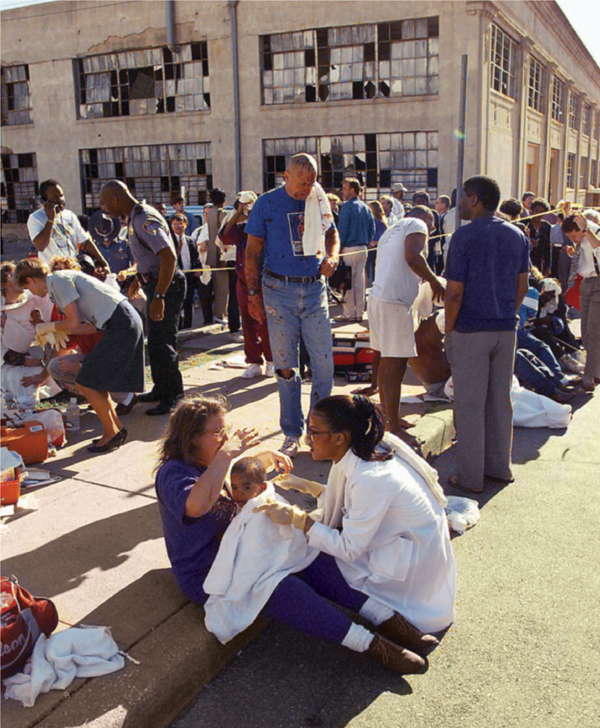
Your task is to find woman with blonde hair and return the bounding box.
[15,257,144,452]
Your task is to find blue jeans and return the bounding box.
[262,273,334,438]
[516,328,563,382]
[514,349,561,397]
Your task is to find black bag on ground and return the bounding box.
[328,259,352,292]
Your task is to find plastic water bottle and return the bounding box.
[66,398,80,431]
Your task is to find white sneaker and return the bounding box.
[229,332,244,343]
[242,363,263,379]
[265,361,276,377]
[280,436,300,458]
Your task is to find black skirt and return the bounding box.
[77,301,145,392]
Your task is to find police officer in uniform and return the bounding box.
[100,180,186,415]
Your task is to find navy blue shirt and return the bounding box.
[155,459,236,604]
[445,216,530,333]
[337,197,376,248]
[99,238,134,275]
[245,186,334,277]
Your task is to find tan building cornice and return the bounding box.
[466,1,499,21]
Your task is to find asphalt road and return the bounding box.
[172,388,600,728]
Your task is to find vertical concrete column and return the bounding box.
[516,37,533,196]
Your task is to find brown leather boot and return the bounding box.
[366,634,426,674]
[379,612,439,652]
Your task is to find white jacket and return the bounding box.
[308,438,456,633]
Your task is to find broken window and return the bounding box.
[490,24,516,98]
[551,77,564,123]
[76,41,210,120]
[263,131,438,200]
[1,152,38,223]
[79,142,212,214]
[582,104,592,137]
[527,57,544,113]
[568,93,579,130]
[260,18,439,106]
[1,65,33,126]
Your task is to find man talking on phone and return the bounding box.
[27,179,108,270]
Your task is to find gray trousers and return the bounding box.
[580,276,600,383]
[446,330,516,489]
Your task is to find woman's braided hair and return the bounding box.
[313,394,390,461]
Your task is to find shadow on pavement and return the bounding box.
[2,502,163,601]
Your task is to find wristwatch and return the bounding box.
[248,288,259,297]
[154,292,166,300]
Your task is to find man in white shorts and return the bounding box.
[368,206,445,445]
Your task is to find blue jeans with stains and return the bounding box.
[262,272,334,438]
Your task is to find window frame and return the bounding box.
[489,24,517,99]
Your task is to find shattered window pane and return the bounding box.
[79,142,212,214]
[1,151,38,222]
[1,64,33,126]
[76,41,210,120]
[261,18,438,106]
[262,132,438,200]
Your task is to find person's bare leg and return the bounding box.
[76,384,122,444]
[378,357,421,450]
[352,350,380,396]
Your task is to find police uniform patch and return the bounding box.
[143,220,161,236]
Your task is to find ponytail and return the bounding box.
[313,395,389,461]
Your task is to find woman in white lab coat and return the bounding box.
[266,394,456,635]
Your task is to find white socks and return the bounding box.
[359,597,394,626]
[341,623,374,653]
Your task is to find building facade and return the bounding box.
[1,0,599,225]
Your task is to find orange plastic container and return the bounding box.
[0,476,21,506]
[0,421,48,465]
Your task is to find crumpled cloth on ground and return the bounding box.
[444,376,572,429]
[445,496,480,534]
[302,182,334,256]
[3,626,125,707]
[203,483,319,644]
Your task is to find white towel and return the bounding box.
[301,182,334,257]
[192,223,212,284]
[203,483,319,644]
[3,626,125,708]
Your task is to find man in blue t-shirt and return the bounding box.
[244,153,340,457]
[444,175,530,494]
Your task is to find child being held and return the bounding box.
[229,457,268,510]
[203,456,319,643]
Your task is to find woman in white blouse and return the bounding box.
[262,394,456,635]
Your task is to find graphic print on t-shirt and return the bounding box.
[287,212,307,256]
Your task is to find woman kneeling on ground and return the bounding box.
[15,258,144,453]
[155,395,436,675]
[262,395,456,637]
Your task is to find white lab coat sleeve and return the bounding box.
[307,476,395,563]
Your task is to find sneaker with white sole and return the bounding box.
[229,331,244,343]
[242,363,263,379]
[265,361,275,377]
[280,436,300,458]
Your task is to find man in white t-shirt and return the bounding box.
[563,214,600,391]
[27,179,108,269]
[368,206,445,445]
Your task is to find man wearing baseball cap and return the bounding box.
[391,183,407,220]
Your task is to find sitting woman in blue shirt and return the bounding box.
[155,395,433,675]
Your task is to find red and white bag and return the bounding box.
[1,576,59,681]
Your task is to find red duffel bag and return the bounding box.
[1,576,59,680]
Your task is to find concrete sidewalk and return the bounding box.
[1,324,455,728]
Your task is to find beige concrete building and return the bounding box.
[1,0,599,225]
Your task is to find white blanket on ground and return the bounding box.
[3,626,125,708]
[203,484,319,644]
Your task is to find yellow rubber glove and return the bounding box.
[272,473,325,498]
[253,500,307,530]
[48,330,70,351]
[36,322,57,337]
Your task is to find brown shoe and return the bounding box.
[366,634,425,675]
[379,612,439,652]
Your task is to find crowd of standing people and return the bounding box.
[2,155,599,676]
